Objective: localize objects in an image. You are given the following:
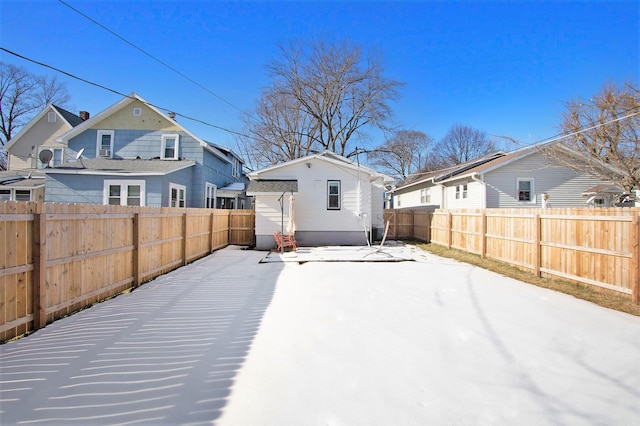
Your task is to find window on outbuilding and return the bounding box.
[327,180,341,210]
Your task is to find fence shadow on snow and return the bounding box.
[0,201,256,342]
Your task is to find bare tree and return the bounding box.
[367,130,433,179]
[0,62,70,170]
[237,83,319,170]
[552,81,640,192]
[238,39,403,167]
[432,124,496,166]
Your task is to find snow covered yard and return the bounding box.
[1,245,639,425]
[219,250,640,426]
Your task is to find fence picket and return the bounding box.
[1,202,256,342]
[385,207,639,304]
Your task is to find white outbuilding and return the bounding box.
[247,151,394,250]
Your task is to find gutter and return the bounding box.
[471,172,486,209]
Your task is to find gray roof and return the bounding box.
[247,179,298,194]
[52,105,84,127]
[47,158,196,175]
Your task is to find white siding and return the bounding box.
[255,157,373,234]
[393,182,443,209]
[443,179,484,209]
[484,151,612,208]
[254,195,292,234]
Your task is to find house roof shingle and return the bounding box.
[247,179,298,194]
[52,105,84,127]
[45,158,196,175]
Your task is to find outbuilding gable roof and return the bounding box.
[248,151,394,184]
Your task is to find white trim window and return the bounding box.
[47,111,56,122]
[205,182,217,208]
[133,107,142,116]
[420,188,431,204]
[14,190,31,201]
[0,188,31,201]
[455,183,468,200]
[170,183,186,207]
[104,180,145,206]
[232,158,241,178]
[327,180,341,210]
[97,130,114,158]
[517,178,535,203]
[161,134,180,160]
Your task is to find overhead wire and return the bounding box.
[56,0,248,115]
[0,47,253,140]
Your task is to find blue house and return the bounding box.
[44,93,248,208]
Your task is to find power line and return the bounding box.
[56,0,248,115]
[0,47,252,140]
[491,104,640,152]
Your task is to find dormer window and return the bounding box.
[161,134,179,160]
[96,130,114,158]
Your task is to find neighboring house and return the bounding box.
[43,93,248,208]
[392,144,617,209]
[247,151,394,250]
[1,105,85,201]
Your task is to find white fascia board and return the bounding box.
[5,105,54,151]
[203,144,232,163]
[56,94,140,143]
[208,142,244,163]
[250,152,380,179]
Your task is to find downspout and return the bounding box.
[432,177,446,209]
[471,173,486,209]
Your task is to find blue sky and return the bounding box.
[1,0,638,154]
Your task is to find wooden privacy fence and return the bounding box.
[384,207,640,304]
[383,208,434,242]
[0,201,255,342]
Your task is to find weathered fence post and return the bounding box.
[534,213,541,277]
[633,216,640,304]
[209,211,215,253]
[132,212,141,287]
[480,210,487,258]
[32,209,47,330]
[447,211,453,249]
[182,212,188,266]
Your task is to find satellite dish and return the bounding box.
[38,149,53,167]
[75,148,85,168]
